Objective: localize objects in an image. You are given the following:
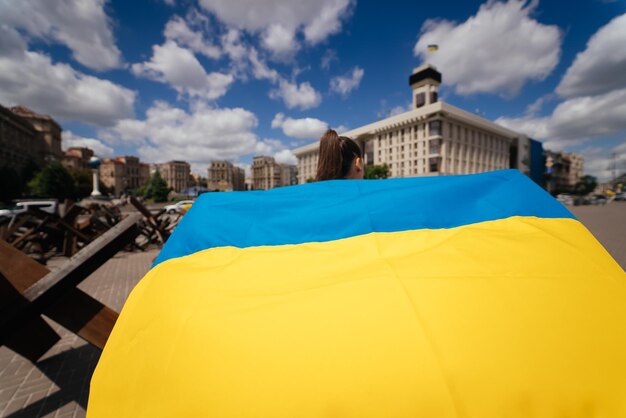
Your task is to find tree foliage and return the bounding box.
[0,166,23,204]
[574,175,597,196]
[142,171,170,202]
[28,163,76,200]
[364,163,390,180]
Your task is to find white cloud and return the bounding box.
[63,131,114,158]
[497,14,626,156]
[274,149,297,165]
[557,13,626,98]
[131,41,233,99]
[303,0,354,44]
[270,79,322,109]
[262,24,299,57]
[330,66,364,96]
[547,89,626,140]
[496,88,626,148]
[0,0,123,70]
[524,94,552,116]
[577,143,626,181]
[216,26,322,110]
[389,104,410,117]
[414,0,561,96]
[221,29,248,62]
[106,101,267,166]
[164,15,221,59]
[497,114,549,138]
[321,49,337,70]
[335,124,349,134]
[248,48,280,82]
[0,28,135,126]
[199,0,353,54]
[271,112,328,138]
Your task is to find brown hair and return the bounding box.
[315,129,363,181]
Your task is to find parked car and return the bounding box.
[556,193,574,206]
[0,200,58,220]
[164,200,194,214]
[615,192,626,201]
[590,195,607,205]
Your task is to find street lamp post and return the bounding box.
[89,156,102,197]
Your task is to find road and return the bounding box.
[569,201,625,271]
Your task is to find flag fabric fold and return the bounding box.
[88,169,626,418]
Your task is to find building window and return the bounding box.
[429,157,441,172]
[429,120,441,136]
[415,92,426,108]
[429,138,440,155]
[430,91,438,103]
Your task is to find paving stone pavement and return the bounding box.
[569,201,626,271]
[0,248,159,418]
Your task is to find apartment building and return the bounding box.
[100,156,150,195]
[251,156,297,190]
[0,104,63,174]
[207,160,246,191]
[158,160,191,192]
[545,150,584,192]
[62,147,94,172]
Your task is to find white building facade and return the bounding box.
[294,65,536,184]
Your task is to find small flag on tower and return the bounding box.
[427,44,439,52]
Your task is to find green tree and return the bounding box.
[71,168,93,198]
[143,171,170,202]
[364,163,390,180]
[67,168,111,199]
[0,166,23,203]
[574,175,597,196]
[28,162,76,200]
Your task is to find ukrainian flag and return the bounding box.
[88,170,626,417]
[427,44,439,52]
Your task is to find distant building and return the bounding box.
[252,156,280,190]
[568,153,584,187]
[0,104,40,175]
[293,65,540,183]
[280,163,298,187]
[10,105,63,165]
[158,160,190,192]
[544,150,584,193]
[189,172,204,187]
[244,176,253,191]
[251,156,297,190]
[100,156,150,195]
[0,104,63,175]
[62,147,94,172]
[207,160,246,191]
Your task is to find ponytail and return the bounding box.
[315,129,362,181]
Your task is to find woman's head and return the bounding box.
[315,129,364,181]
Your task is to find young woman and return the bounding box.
[315,129,364,181]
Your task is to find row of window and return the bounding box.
[414,91,438,108]
[376,121,508,152]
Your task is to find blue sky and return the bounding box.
[0,0,624,180]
